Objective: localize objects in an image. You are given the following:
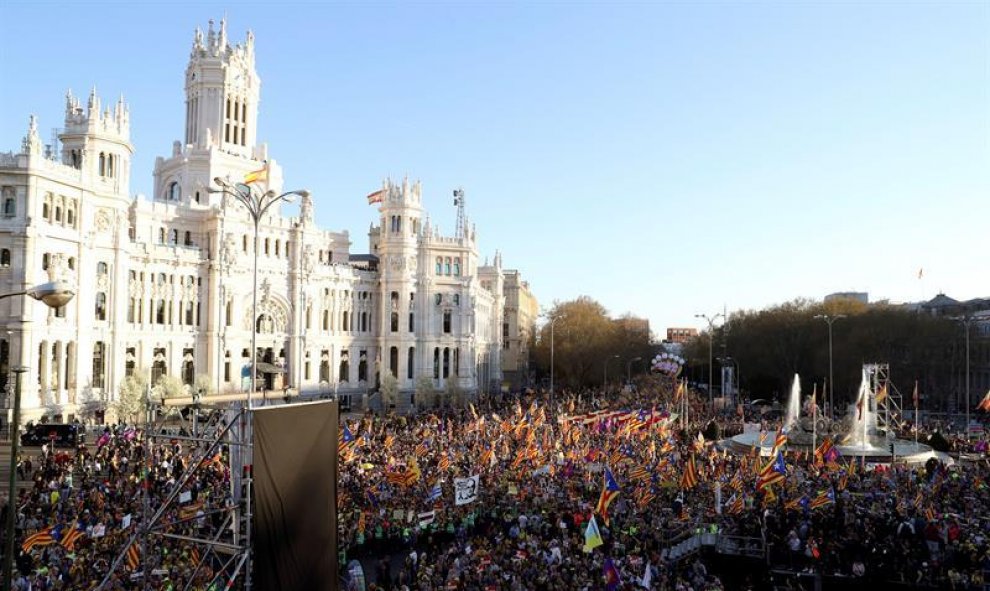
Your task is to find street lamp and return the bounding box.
[1,281,74,591]
[813,314,845,418]
[549,316,560,403]
[956,317,973,438]
[718,356,740,405]
[626,356,642,386]
[695,312,724,411]
[210,178,309,411]
[603,354,620,389]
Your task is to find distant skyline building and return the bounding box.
[824,291,869,304]
[0,19,529,420]
[665,327,698,344]
[500,270,538,391]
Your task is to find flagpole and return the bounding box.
[914,380,919,450]
[812,383,817,468]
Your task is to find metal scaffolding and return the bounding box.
[96,399,252,591]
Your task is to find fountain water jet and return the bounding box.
[784,374,802,432]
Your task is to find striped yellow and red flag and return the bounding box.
[680,457,698,490]
[21,527,54,553]
[126,542,141,570]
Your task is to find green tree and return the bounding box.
[415,376,436,411]
[114,369,149,424]
[157,375,186,400]
[380,372,399,413]
[533,297,653,389]
[445,379,465,408]
[687,298,958,410]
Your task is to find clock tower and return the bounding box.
[183,18,260,156]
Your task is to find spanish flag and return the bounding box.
[367,189,384,205]
[244,164,268,185]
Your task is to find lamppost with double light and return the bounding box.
[210,177,307,591]
[549,316,560,403]
[209,178,309,410]
[695,312,724,411]
[814,314,845,418]
[2,281,75,591]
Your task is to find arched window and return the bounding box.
[407,347,415,379]
[360,311,367,332]
[443,348,450,379]
[433,348,440,379]
[305,306,312,329]
[97,262,108,275]
[3,197,14,217]
[95,292,107,320]
[342,311,349,332]
[322,310,329,331]
[158,228,166,244]
[92,341,106,388]
[435,257,442,275]
[408,312,414,333]
[339,355,350,383]
[0,249,9,267]
[389,347,398,378]
[390,312,399,333]
[98,153,106,176]
[182,350,195,385]
[264,238,270,255]
[453,258,461,276]
[275,240,280,257]
[184,231,192,246]
[443,310,452,334]
[226,300,233,327]
[320,350,331,382]
[169,229,178,245]
[168,181,180,201]
[107,154,115,177]
[445,257,452,275]
[54,206,62,223]
[66,207,74,226]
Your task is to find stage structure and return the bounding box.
[96,396,255,591]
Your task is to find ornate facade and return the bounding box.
[0,19,521,420]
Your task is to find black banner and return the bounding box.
[254,401,338,590]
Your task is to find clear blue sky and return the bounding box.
[2,1,987,337]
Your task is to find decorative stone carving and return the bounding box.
[221,233,238,267]
[302,245,315,274]
[95,209,112,233]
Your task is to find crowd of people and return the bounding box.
[2,377,988,590]
[336,380,990,590]
[2,415,234,590]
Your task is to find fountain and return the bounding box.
[842,369,879,450]
[784,374,802,432]
[723,367,933,462]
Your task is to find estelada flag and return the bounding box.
[595,467,621,525]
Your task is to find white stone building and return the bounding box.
[0,19,514,421]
